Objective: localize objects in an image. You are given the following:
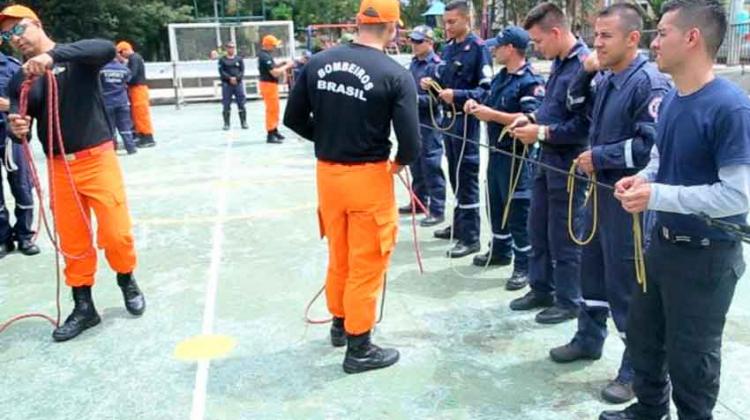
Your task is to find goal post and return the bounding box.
[167,21,296,107]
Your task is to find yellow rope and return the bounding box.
[500,126,528,229]
[567,160,598,246]
[426,80,457,132]
[565,161,648,292]
[633,213,647,293]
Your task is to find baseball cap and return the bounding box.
[0,5,39,23]
[262,35,282,48]
[485,26,530,50]
[409,25,435,42]
[116,41,134,53]
[357,0,401,25]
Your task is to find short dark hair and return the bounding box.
[523,2,568,31]
[598,3,644,33]
[358,22,388,36]
[445,0,470,16]
[661,0,727,57]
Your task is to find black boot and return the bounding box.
[330,317,345,347]
[137,134,156,148]
[433,225,453,240]
[52,286,101,342]
[223,111,231,131]
[446,241,480,258]
[17,239,40,256]
[343,331,399,374]
[599,404,670,420]
[239,110,248,129]
[549,340,602,363]
[117,272,146,316]
[272,129,286,140]
[267,132,283,144]
[536,305,579,324]
[509,290,554,311]
[505,269,529,291]
[0,240,14,259]
[472,250,512,267]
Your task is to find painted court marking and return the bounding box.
[189,133,236,420]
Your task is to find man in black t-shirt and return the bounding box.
[218,41,247,130]
[2,5,145,342]
[284,0,419,374]
[258,35,293,144]
[117,41,156,148]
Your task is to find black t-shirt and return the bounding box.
[126,52,147,85]
[9,39,116,156]
[219,55,244,82]
[257,50,279,83]
[283,43,420,165]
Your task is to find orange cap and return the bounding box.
[116,41,133,53]
[357,0,400,24]
[0,5,40,23]
[262,35,282,48]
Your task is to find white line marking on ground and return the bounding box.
[190,134,235,420]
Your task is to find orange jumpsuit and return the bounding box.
[316,161,397,335]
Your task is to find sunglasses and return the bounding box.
[1,23,27,42]
[410,38,426,45]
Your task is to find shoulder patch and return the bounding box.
[648,96,663,121]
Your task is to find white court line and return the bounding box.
[190,135,235,420]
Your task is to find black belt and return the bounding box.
[658,225,736,249]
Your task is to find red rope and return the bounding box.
[0,69,92,334]
[303,168,429,325]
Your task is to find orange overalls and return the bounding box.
[51,143,137,287]
[259,81,280,132]
[316,160,398,335]
[128,84,154,136]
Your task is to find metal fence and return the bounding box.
[718,22,750,65]
[579,24,750,65]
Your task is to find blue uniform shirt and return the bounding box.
[0,53,21,144]
[569,54,671,180]
[655,77,750,240]
[485,61,545,149]
[99,60,131,108]
[534,40,590,147]
[434,33,492,106]
[410,50,442,120]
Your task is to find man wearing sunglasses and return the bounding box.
[1,4,145,342]
[401,25,446,228]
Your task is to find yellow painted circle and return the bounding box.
[174,335,237,361]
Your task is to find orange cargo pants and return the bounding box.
[316,160,398,335]
[51,147,137,287]
[128,84,154,136]
[259,81,280,132]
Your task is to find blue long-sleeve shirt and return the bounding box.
[533,40,590,149]
[433,33,492,107]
